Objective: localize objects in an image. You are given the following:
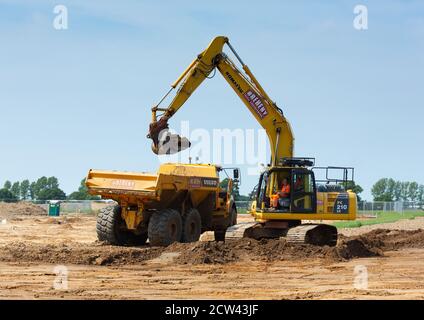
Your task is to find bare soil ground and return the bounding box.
[1,203,424,299]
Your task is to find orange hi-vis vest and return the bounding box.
[281,184,290,194]
[271,184,290,207]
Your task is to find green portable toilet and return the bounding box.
[48,201,61,216]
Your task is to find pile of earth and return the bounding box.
[0,241,165,266]
[345,228,424,251]
[169,229,424,265]
[1,228,423,266]
[0,202,46,219]
[168,237,381,265]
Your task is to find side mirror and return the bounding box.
[233,169,240,180]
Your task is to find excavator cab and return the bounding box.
[254,158,355,216]
[256,166,317,213]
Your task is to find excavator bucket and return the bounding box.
[148,118,191,155]
[153,131,191,155]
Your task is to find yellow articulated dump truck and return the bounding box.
[85,163,238,246]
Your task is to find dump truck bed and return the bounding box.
[86,169,158,198]
[86,163,221,208]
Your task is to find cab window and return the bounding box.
[291,171,316,213]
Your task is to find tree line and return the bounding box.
[371,178,424,202]
[0,177,98,201]
[5,175,419,203]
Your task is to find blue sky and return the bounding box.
[0,0,423,200]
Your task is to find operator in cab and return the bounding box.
[271,178,291,209]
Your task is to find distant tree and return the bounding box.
[0,188,16,201]
[371,178,393,201]
[371,178,386,201]
[20,180,30,200]
[68,178,99,200]
[27,176,66,200]
[386,178,396,201]
[3,181,11,190]
[418,185,424,207]
[400,181,410,201]
[408,182,419,202]
[232,182,241,201]
[394,181,402,201]
[372,178,424,203]
[37,188,66,201]
[10,182,20,199]
[47,176,59,189]
[219,178,244,201]
[29,182,37,200]
[2,176,68,201]
[33,176,48,198]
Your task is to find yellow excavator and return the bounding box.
[148,36,357,246]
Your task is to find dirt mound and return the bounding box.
[0,237,379,266]
[353,228,424,250]
[0,241,165,266]
[1,228,423,266]
[0,202,46,218]
[168,237,381,265]
[168,229,424,265]
[335,238,383,260]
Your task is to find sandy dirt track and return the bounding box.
[1,205,424,300]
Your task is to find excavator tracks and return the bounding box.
[224,222,261,240]
[285,224,338,246]
[200,222,338,246]
[199,222,259,242]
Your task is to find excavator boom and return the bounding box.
[148,36,294,166]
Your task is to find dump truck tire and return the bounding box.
[182,208,202,243]
[148,209,182,246]
[96,204,147,246]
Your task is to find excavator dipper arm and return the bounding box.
[148,36,294,166]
